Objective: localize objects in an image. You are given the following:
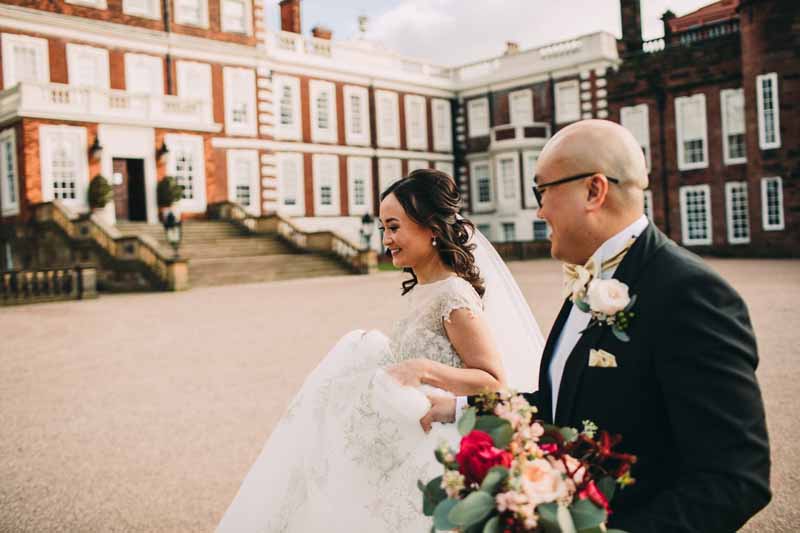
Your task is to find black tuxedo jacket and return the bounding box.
[471,223,771,532]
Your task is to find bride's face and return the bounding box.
[379,193,436,269]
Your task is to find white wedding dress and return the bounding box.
[217,231,544,533]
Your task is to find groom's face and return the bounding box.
[534,161,590,264]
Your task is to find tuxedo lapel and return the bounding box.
[553,223,669,426]
[538,298,573,424]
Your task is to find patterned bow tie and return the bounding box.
[562,237,636,299]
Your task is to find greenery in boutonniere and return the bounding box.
[573,279,637,343]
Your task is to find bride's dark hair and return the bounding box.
[381,168,485,297]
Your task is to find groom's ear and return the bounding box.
[585,174,610,212]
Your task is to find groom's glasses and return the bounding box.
[532,173,619,207]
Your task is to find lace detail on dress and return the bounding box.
[388,276,483,370]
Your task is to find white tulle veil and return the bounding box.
[467,223,544,392]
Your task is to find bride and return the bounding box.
[216,169,545,532]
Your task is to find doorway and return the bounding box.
[112,158,147,222]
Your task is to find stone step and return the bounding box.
[188,254,351,287]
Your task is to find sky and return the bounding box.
[263,0,718,66]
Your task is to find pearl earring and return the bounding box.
[432,237,438,247]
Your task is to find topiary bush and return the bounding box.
[157,176,183,208]
[88,174,113,209]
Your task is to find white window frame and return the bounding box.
[643,190,654,221]
[226,149,260,216]
[495,152,520,207]
[220,0,252,34]
[725,181,750,244]
[679,184,712,246]
[720,88,746,165]
[555,80,580,124]
[312,154,340,216]
[533,220,549,241]
[0,128,19,216]
[223,67,257,136]
[124,53,163,95]
[761,177,784,231]
[675,93,709,171]
[470,159,494,212]
[277,152,305,216]
[39,125,89,210]
[509,89,533,125]
[375,90,400,148]
[274,75,302,141]
[347,156,372,216]
[620,103,651,171]
[165,134,207,213]
[467,97,489,138]
[174,0,209,28]
[123,0,160,19]
[66,43,110,90]
[434,161,454,178]
[1,33,50,88]
[432,98,452,152]
[310,80,338,144]
[407,160,428,173]
[404,94,428,150]
[756,73,781,150]
[522,149,539,209]
[66,0,107,9]
[343,85,370,146]
[501,222,517,242]
[378,158,402,195]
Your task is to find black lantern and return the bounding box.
[162,210,182,258]
[89,137,103,159]
[359,213,375,251]
[156,141,170,161]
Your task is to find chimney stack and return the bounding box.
[619,0,643,54]
[311,25,332,40]
[505,41,520,55]
[279,0,301,34]
[661,10,676,45]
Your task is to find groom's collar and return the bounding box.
[587,215,650,279]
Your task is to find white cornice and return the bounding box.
[0,4,261,67]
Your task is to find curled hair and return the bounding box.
[380,168,485,297]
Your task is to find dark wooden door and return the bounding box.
[127,159,147,222]
[112,158,129,221]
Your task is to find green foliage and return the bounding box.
[433,499,458,530]
[423,476,446,516]
[157,176,183,207]
[482,516,501,533]
[474,415,514,449]
[447,491,495,528]
[88,174,112,209]
[479,466,509,494]
[597,476,616,502]
[458,407,477,436]
[569,499,607,530]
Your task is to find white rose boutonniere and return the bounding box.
[573,279,638,342]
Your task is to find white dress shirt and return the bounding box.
[455,214,650,422]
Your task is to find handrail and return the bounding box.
[31,201,189,291]
[0,266,96,305]
[207,201,377,274]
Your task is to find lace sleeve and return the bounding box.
[439,280,483,324]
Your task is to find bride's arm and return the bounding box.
[388,308,506,396]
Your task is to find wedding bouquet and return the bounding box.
[420,392,637,532]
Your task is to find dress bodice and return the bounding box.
[387,276,484,369]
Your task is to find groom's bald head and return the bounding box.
[534,120,649,264]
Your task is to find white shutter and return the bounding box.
[221,0,249,33]
[432,99,452,151]
[404,95,427,150]
[468,98,489,137]
[376,91,400,148]
[165,134,207,213]
[676,94,708,170]
[227,150,259,215]
[177,61,212,122]
[555,80,580,124]
[313,154,340,215]
[378,158,402,194]
[434,161,454,177]
[310,80,337,143]
[124,53,163,95]
[224,67,256,136]
[620,104,651,171]
[343,86,370,146]
[0,128,19,216]
[66,44,110,90]
[274,76,302,141]
[522,150,539,209]
[510,89,533,125]
[347,157,372,215]
[277,153,304,216]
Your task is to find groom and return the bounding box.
[423,120,771,532]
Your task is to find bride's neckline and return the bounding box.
[416,274,459,287]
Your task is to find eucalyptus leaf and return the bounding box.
[536,502,561,533]
[575,298,591,313]
[418,479,427,493]
[480,466,509,494]
[557,504,578,533]
[624,293,638,311]
[433,498,458,531]
[597,476,616,502]
[482,515,501,533]
[458,407,477,436]
[569,499,607,530]
[577,528,604,533]
[475,416,514,449]
[612,327,630,343]
[423,475,446,516]
[448,491,495,527]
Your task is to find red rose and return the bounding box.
[540,443,558,455]
[578,480,611,514]
[456,430,513,485]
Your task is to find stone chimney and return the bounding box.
[619,0,643,54]
[505,41,520,55]
[311,25,332,40]
[279,0,301,34]
[661,10,676,45]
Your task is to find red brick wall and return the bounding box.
[2,0,257,47]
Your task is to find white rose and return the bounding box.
[585,279,630,316]
[564,265,592,301]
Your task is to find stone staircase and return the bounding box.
[115,221,353,287]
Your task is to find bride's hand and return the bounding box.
[386,359,430,387]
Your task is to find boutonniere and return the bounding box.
[570,277,637,342]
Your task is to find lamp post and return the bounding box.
[162,210,182,259]
[360,213,375,251]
